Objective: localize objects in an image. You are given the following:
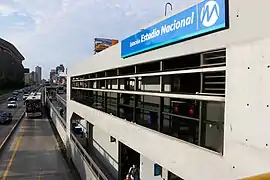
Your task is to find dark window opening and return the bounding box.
[106,69,117,77]
[119,66,135,76]
[119,142,140,180]
[168,171,184,180]
[163,54,200,71]
[164,73,200,94]
[136,61,160,74]
[97,71,105,78]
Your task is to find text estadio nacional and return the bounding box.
[129,12,195,48]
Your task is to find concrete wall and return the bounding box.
[68,0,270,179]
[70,139,98,180]
[140,155,169,180]
[92,125,118,179]
[68,38,270,179]
[49,105,67,144]
[67,100,229,180]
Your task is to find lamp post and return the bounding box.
[165,2,173,16]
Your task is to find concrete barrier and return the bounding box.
[0,92,12,102]
[0,111,25,152]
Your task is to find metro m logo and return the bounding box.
[200,0,220,27]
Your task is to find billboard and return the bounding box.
[94,38,118,54]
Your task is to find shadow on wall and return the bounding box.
[70,112,117,180]
[91,139,118,179]
[68,137,99,180]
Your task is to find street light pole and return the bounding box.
[165,2,173,16]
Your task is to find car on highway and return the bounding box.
[0,111,12,124]
[8,97,17,101]
[7,101,17,108]
[23,94,29,100]
[13,91,19,96]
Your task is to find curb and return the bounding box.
[0,111,25,151]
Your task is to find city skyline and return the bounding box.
[0,0,196,78]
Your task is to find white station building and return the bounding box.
[66,0,270,179]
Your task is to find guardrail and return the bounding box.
[70,133,109,180]
[0,111,25,152]
[56,94,66,106]
[47,98,66,129]
[46,95,110,180]
[0,92,12,102]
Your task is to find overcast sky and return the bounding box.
[0,0,197,79]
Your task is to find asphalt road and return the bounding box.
[0,116,74,180]
[0,94,25,146]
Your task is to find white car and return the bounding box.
[7,101,17,108]
[23,94,29,100]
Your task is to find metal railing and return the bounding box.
[56,94,66,106]
[70,133,110,180]
[46,96,66,129]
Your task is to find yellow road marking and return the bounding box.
[2,120,25,180]
[38,175,40,180]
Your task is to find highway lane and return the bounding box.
[0,116,74,180]
[0,94,25,146]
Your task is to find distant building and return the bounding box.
[35,66,42,84]
[24,73,31,85]
[54,64,66,85]
[50,69,56,83]
[56,64,65,74]
[30,71,37,84]
[0,38,25,89]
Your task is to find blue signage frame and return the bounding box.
[121,0,228,58]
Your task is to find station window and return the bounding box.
[163,73,200,94]
[135,95,160,130]
[162,97,199,144]
[70,48,226,154]
[106,92,117,116]
[119,66,135,76]
[163,53,200,71]
[136,61,160,74]
[140,76,160,92]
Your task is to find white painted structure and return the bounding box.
[66,0,270,179]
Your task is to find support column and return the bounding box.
[158,61,164,132]
[116,69,120,117]
[104,72,108,112]
[133,66,138,122]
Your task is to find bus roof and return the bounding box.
[26,93,41,101]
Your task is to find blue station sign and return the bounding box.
[121,0,228,58]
